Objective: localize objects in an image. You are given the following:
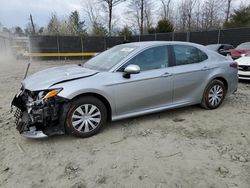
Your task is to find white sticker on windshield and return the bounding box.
[120,48,134,52]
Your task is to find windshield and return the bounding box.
[236,43,250,50]
[206,44,220,51]
[83,45,138,71]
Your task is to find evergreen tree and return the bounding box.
[224,5,250,28]
[155,19,174,33]
[69,10,87,35]
[91,21,108,36]
[118,25,132,38]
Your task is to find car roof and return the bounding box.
[206,44,221,46]
[207,44,231,46]
[119,41,206,49]
[240,42,250,44]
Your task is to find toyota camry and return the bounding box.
[11,41,238,138]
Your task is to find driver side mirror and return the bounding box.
[123,64,140,78]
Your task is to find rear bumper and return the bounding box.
[227,72,238,95]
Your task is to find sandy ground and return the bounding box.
[0,58,250,188]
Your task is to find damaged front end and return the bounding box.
[11,87,69,138]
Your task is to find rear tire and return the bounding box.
[65,96,107,138]
[201,79,226,109]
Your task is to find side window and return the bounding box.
[224,45,234,50]
[173,45,208,66]
[119,46,169,71]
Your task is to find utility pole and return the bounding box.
[225,0,232,23]
[140,0,144,35]
[30,14,35,34]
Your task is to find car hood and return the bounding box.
[236,56,250,66]
[22,64,99,91]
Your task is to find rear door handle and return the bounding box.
[162,72,173,77]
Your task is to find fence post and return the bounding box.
[186,31,190,42]
[56,35,60,60]
[104,37,106,50]
[80,36,84,60]
[155,33,157,41]
[28,36,32,62]
[0,37,2,51]
[172,32,175,41]
[217,29,221,44]
[3,37,6,51]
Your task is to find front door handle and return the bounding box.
[201,66,210,71]
[162,72,173,77]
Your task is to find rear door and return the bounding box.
[171,45,210,104]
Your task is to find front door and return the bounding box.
[112,45,174,116]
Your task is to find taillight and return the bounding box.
[230,62,238,69]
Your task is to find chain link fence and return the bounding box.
[0,32,12,58]
[29,27,250,59]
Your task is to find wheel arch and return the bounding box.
[201,75,229,103]
[201,76,228,109]
[211,76,228,92]
[71,92,112,121]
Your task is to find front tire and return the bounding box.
[201,79,226,109]
[65,96,107,138]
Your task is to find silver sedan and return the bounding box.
[12,41,238,138]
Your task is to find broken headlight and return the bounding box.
[27,88,63,107]
[37,88,63,101]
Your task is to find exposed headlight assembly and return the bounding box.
[36,88,63,101]
[43,89,63,100]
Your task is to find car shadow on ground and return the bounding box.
[23,104,202,143]
[24,86,242,143]
[107,105,202,129]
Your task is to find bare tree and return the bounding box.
[144,0,154,31]
[177,0,197,32]
[160,0,171,20]
[101,0,126,36]
[193,1,202,30]
[83,0,100,25]
[127,0,147,35]
[201,0,224,30]
[186,0,197,32]
[176,0,195,31]
[225,0,233,23]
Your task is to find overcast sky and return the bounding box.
[0,0,247,29]
[0,0,83,28]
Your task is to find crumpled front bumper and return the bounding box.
[11,90,69,138]
[21,130,48,138]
